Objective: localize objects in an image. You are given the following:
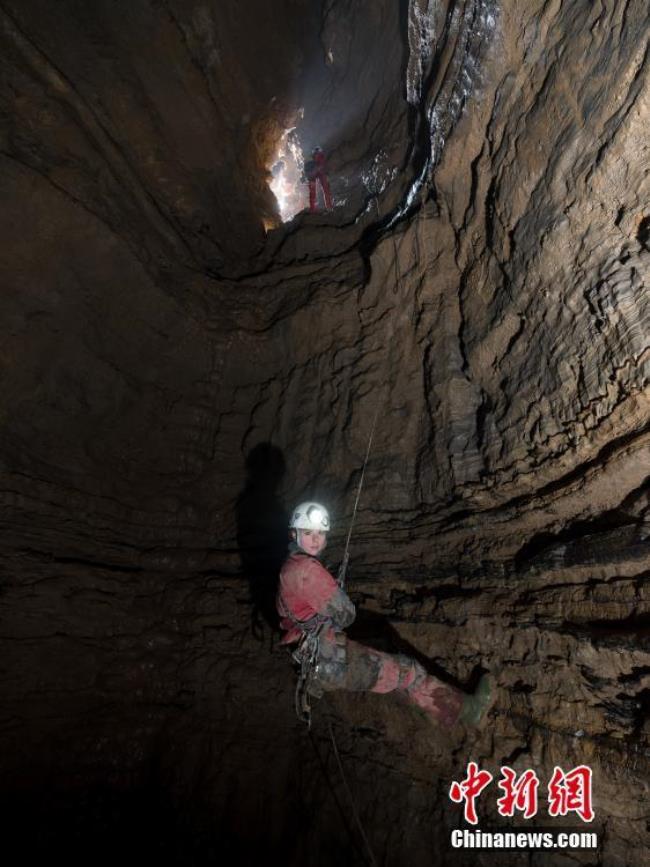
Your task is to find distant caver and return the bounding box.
[302,147,333,212]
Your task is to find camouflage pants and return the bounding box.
[313,631,465,728]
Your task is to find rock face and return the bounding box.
[0,1,648,865]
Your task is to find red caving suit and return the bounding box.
[305,151,333,212]
[277,550,465,727]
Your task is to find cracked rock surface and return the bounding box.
[0,0,648,865]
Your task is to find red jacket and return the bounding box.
[277,551,355,644]
[313,151,327,172]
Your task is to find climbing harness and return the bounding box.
[278,589,329,727]
[292,622,325,726]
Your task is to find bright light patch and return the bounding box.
[269,128,305,223]
[308,507,323,524]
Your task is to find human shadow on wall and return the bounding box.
[236,443,289,640]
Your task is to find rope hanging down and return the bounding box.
[328,719,379,867]
[337,194,405,589]
[301,196,412,867]
[337,400,381,589]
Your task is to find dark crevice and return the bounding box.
[514,476,650,569]
[556,612,650,651]
[618,666,650,685]
[638,215,650,251]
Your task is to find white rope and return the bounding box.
[339,400,381,588]
[339,193,402,587]
[328,720,379,867]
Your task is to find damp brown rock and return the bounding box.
[0,1,648,865]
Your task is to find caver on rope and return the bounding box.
[302,146,333,212]
[277,500,494,728]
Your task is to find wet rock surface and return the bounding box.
[0,0,648,865]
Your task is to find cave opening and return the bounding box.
[268,125,306,223]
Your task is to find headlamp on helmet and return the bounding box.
[289,501,330,532]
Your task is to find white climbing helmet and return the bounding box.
[289,501,330,532]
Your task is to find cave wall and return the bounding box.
[1,0,649,865]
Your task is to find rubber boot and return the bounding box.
[459,674,494,727]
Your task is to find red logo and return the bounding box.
[497,766,540,819]
[548,765,594,823]
[449,762,494,825]
[449,764,594,825]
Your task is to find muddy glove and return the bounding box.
[337,551,349,588]
[325,586,356,629]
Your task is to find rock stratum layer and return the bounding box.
[0,1,648,865]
